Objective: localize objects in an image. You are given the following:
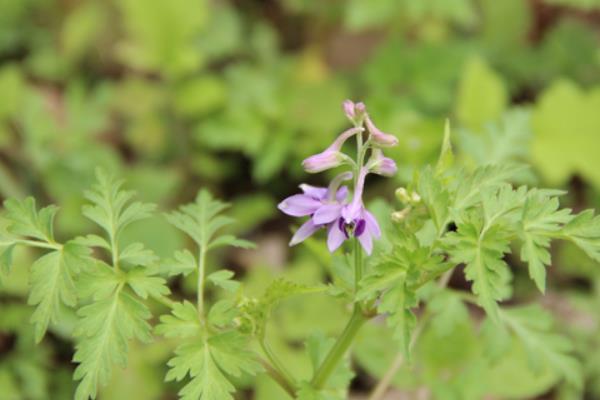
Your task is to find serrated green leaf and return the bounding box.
[207,270,240,292]
[501,305,583,389]
[446,218,512,322]
[207,234,255,250]
[155,301,201,339]
[73,234,111,250]
[163,249,197,277]
[119,242,158,267]
[560,209,600,262]
[519,190,573,292]
[4,197,58,242]
[73,285,153,400]
[83,169,155,253]
[452,163,527,219]
[126,266,170,299]
[165,331,261,400]
[28,241,91,342]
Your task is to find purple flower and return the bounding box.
[365,116,398,147]
[302,127,362,173]
[329,168,381,255]
[278,181,349,246]
[343,100,366,123]
[367,149,397,177]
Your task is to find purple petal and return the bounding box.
[343,100,355,119]
[313,204,343,225]
[354,219,366,236]
[299,184,327,199]
[278,194,321,217]
[302,150,343,173]
[327,220,347,253]
[366,116,398,147]
[363,209,381,238]
[358,230,373,255]
[290,219,320,246]
[336,186,349,202]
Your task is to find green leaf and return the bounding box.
[207,270,240,292]
[163,249,197,277]
[532,81,600,188]
[166,189,252,251]
[428,290,470,337]
[0,243,16,279]
[28,242,91,342]
[500,305,583,389]
[436,119,454,174]
[125,266,170,299]
[155,301,201,339]
[165,332,262,400]
[83,169,155,252]
[456,56,508,131]
[418,167,451,234]
[452,163,527,219]
[446,217,512,322]
[4,197,58,242]
[518,190,573,292]
[73,280,154,400]
[119,242,158,267]
[560,209,600,262]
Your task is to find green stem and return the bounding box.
[354,238,362,292]
[1,239,63,251]
[260,339,296,392]
[259,358,296,398]
[312,238,366,389]
[197,248,206,319]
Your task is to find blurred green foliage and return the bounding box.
[0,0,599,399]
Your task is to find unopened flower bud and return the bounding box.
[302,127,361,173]
[392,208,411,222]
[342,99,367,125]
[367,149,397,177]
[395,187,411,204]
[366,117,398,147]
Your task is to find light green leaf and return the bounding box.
[119,242,158,267]
[456,56,508,131]
[560,209,600,262]
[155,301,201,339]
[28,242,91,342]
[165,332,261,400]
[501,305,583,389]
[518,190,573,292]
[446,218,512,322]
[125,266,170,299]
[207,270,240,292]
[83,169,155,252]
[4,197,58,242]
[73,284,153,400]
[163,249,197,277]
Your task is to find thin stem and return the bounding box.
[354,238,362,292]
[260,339,296,392]
[368,268,455,400]
[197,248,206,319]
[0,239,63,251]
[259,358,296,398]
[312,238,367,389]
[312,304,365,389]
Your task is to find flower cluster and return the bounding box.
[279,100,398,254]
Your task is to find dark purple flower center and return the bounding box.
[339,218,366,238]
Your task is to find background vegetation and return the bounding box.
[1,0,600,399]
